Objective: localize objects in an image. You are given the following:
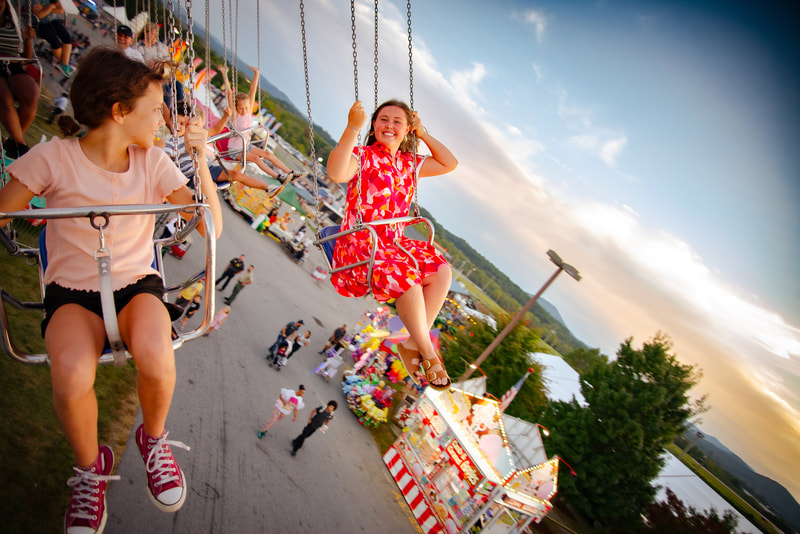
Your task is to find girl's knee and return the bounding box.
[133,342,176,378]
[50,357,96,398]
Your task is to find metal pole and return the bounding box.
[459,267,565,382]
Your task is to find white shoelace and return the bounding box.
[66,467,120,521]
[145,432,191,487]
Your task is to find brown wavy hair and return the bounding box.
[365,99,418,153]
[70,47,169,129]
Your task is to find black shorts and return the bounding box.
[41,274,176,337]
[37,20,71,50]
[0,61,31,79]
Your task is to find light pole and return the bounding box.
[459,250,581,381]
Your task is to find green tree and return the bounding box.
[540,333,707,532]
[563,347,609,375]
[441,315,548,422]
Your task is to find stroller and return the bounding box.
[268,338,292,370]
[314,351,344,381]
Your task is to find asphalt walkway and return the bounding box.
[105,204,422,533]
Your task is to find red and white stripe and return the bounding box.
[383,445,444,534]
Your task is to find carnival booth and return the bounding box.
[384,386,561,533]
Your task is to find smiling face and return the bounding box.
[372,105,411,150]
[116,33,133,48]
[122,81,165,149]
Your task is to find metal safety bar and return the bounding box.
[0,203,217,365]
[314,215,434,295]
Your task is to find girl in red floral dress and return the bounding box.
[327,100,458,389]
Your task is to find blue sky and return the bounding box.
[202,0,799,499]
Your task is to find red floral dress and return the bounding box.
[331,144,447,301]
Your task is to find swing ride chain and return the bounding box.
[350,0,364,226]
[299,0,320,230]
[184,0,203,203]
[406,0,420,217]
[373,0,379,109]
[166,0,180,167]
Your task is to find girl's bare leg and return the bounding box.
[250,146,291,174]
[395,284,449,387]
[46,305,107,468]
[118,293,175,438]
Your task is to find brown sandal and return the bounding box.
[420,353,452,391]
[397,343,422,386]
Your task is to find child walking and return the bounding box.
[202,305,231,337]
[0,47,223,533]
[326,100,458,390]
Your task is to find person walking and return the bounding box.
[320,324,348,355]
[216,254,245,290]
[202,306,230,337]
[268,319,304,360]
[224,265,254,305]
[291,401,337,456]
[257,385,306,439]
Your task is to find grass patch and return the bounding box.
[0,225,139,532]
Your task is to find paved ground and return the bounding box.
[104,204,422,533]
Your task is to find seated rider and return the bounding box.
[157,101,284,194]
[208,64,294,181]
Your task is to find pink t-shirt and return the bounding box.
[8,137,187,291]
[226,113,253,153]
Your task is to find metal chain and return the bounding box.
[407,0,419,217]
[166,0,179,167]
[299,0,320,229]
[204,0,211,115]
[350,0,364,225]
[373,0,378,109]
[349,0,358,103]
[185,0,201,201]
[112,0,117,37]
[233,0,239,98]
[220,0,227,78]
[256,0,261,115]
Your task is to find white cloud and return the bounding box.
[600,136,627,166]
[450,63,488,112]
[531,62,544,83]
[521,9,548,43]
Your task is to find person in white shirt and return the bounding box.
[257,385,306,438]
[116,25,144,62]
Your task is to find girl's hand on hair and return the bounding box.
[347,100,367,131]
[184,116,208,157]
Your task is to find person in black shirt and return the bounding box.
[267,320,304,360]
[320,324,347,354]
[216,254,245,290]
[291,401,337,456]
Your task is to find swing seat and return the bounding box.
[0,203,219,366]
[314,216,435,295]
[318,225,341,266]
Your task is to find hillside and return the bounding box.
[682,426,800,533]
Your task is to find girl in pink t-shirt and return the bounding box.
[326,100,458,390]
[212,64,292,180]
[0,47,223,533]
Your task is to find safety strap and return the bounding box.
[92,216,126,366]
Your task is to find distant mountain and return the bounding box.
[687,426,800,532]
[538,298,566,327]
